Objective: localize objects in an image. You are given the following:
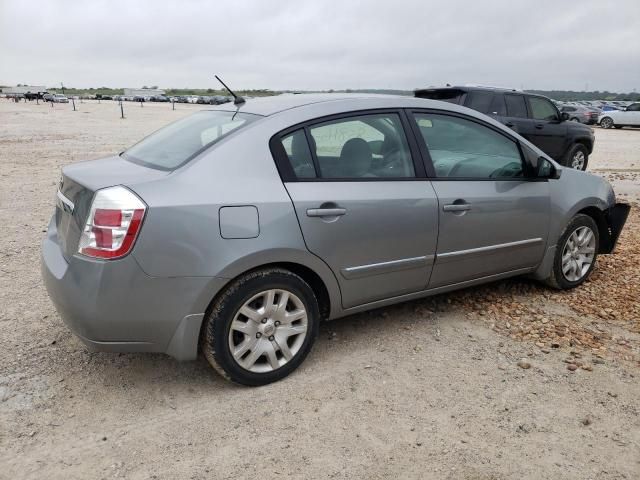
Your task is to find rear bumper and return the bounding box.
[600,203,631,254]
[41,216,227,360]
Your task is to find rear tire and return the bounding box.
[570,117,580,122]
[564,143,589,171]
[544,214,599,290]
[201,268,320,386]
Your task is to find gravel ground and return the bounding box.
[1,100,639,480]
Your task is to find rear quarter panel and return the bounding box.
[126,115,343,316]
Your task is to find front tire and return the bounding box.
[600,117,614,129]
[544,214,599,290]
[564,143,589,171]
[202,268,320,386]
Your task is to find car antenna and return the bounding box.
[215,75,245,105]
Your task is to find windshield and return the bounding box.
[122,111,260,170]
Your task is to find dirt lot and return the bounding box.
[1,100,639,480]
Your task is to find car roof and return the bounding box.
[415,85,521,94]
[212,93,404,116]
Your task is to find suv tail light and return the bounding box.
[78,186,146,259]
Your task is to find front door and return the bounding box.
[626,103,640,125]
[410,111,550,288]
[274,112,439,308]
[526,96,568,159]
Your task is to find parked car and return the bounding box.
[133,96,146,102]
[414,86,595,170]
[196,96,211,104]
[43,93,54,102]
[210,95,231,105]
[151,95,170,102]
[52,94,69,103]
[601,105,620,112]
[599,103,640,129]
[42,94,629,385]
[175,96,190,103]
[560,105,599,125]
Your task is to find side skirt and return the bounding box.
[330,267,534,320]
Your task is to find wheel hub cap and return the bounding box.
[260,320,276,337]
[228,289,309,373]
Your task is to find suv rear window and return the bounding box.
[123,111,260,170]
[414,89,466,105]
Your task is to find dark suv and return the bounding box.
[414,86,595,170]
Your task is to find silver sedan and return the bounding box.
[42,94,629,385]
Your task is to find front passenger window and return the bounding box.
[413,113,523,179]
[529,97,559,121]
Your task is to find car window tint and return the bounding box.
[504,95,527,118]
[308,114,415,179]
[124,111,259,170]
[628,103,640,111]
[465,91,494,114]
[415,89,466,104]
[489,94,506,116]
[280,129,317,179]
[529,97,558,121]
[414,113,523,179]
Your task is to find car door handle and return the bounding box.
[306,208,347,217]
[443,203,471,212]
[535,123,544,129]
[505,122,515,128]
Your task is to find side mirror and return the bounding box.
[536,156,561,179]
[560,112,570,121]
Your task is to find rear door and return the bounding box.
[409,111,550,288]
[272,111,439,309]
[501,93,533,136]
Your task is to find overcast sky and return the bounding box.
[1,0,638,92]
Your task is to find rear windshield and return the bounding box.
[414,89,466,104]
[122,111,260,170]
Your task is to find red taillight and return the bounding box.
[78,186,146,260]
[94,209,122,226]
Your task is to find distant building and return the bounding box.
[2,85,47,94]
[124,88,165,97]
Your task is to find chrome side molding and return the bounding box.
[341,255,433,280]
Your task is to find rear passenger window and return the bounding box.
[280,129,317,178]
[413,113,523,179]
[465,92,494,114]
[505,95,527,118]
[308,113,415,179]
[489,94,506,116]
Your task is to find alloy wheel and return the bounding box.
[601,117,613,129]
[561,226,596,282]
[571,150,586,170]
[228,289,308,373]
